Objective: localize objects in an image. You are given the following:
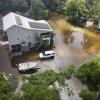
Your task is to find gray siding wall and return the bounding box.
[7,26,52,52]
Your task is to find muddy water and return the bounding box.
[51,19,100,55]
[46,19,100,71]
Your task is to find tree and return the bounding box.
[64,0,89,25]
[75,57,100,90]
[86,0,100,23]
[0,0,11,12]
[42,0,65,13]
[29,0,48,20]
[0,0,29,13]
[34,34,50,51]
[23,84,60,100]
[10,0,29,12]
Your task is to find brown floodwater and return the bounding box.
[51,19,100,55]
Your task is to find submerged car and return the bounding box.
[39,50,55,59]
[18,62,38,72]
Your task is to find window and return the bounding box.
[21,42,25,44]
[28,42,31,48]
[41,32,50,37]
[45,54,51,56]
[27,35,31,38]
[11,44,21,52]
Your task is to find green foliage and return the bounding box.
[0,74,20,100]
[28,70,57,86]
[29,0,48,20]
[22,67,75,100]
[21,67,75,100]
[34,35,50,51]
[0,0,11,11]
[0,74,10,94]
[34,33,54,51]
[0,0,29,13]
[61,65,75,79]
[42,0,65,13]
[86,0,100,22]
[80,90,96,100]
[75,57,100,90]
[75,56,100,100]
[28,65,75,86]
[23,84,60,100]
[64,0,88,25]
[8,93,22,100]
[10,0,29,12]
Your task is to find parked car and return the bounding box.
[39,50,55,59]
[18,62,38,72]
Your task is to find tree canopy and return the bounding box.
[64,0,89,25]
[75,57,100,100]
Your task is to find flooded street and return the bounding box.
[42,19,100,71]
[0,17,100,75]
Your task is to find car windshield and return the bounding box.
[43,52,51,56]
[45,54,51,56]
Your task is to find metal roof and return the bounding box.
[28,21,51,30]
[3,12,53,32]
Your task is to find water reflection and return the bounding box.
[51,19,100,56]
[81,34,100,55]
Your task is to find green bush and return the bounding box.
[61,65,75,79]
[28,70,57,86]
[28,66,75,86]
[80,90,96,100]
[23,84,60,100]
[75,57,100,90]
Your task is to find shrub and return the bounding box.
[80,90,96,100]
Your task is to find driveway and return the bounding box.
[0,45,20,75]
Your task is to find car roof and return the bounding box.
[45,50,54,54]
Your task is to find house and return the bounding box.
[3,12,53,56]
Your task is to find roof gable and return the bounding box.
[3,12,53,31]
